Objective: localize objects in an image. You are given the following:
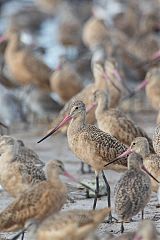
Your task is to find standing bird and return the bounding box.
[82,8,108,51]
[38,100,128,222]
[113,152,158,233]
[119,137,160,193]
[36,208,110,240]
[127,67,160,112]
[0,135,46,197]
[0,160,69,234]
[94,90,155,153]
[4,33,52,91]
[50,60,83,103]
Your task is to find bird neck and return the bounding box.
[128,162,141,171]
[139,146,150,158]
[7,34,21,53]
[47,169,64,187]
[94,72,105,89]
[68,111,86,135]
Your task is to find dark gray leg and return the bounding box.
[93,175,99,210]
[81,162,85,174]
[102,171,117,223]
[102,171,111,208]
[21,232,25,240]
[141,210,144,220]
[80,162,92,174]
[121,222,124,233]
[88,165,93,173]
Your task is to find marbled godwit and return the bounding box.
[0,135,44,167]
[38,100,128,222]
[112,152,158,233]
[4,32,52,91]
[0,135,46,197]
[126,67,160,110]
[36,208,111,240]
[50,59,83,103]
[120,137,160,192]
[0,160,69,233]
[82,8,108,50]
[94,90,155,153]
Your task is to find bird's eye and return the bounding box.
[132,143,136,146]
[75,107,78,110]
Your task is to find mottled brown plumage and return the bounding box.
[94,90,154,153]
[0,135,46,197]
[66,101,127,172]
[36,208,110,240]
[0,160,67,232]
[38,100,128,222]
[115,152,151,233]
[0,135,44,166]
[4,33,52,91]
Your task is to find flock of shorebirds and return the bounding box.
[0,0,160,239]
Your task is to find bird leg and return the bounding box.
[10,231,25,240]
[102,171,118,223]
[81,162,85,174]
[102,171,111,207]
[80,162,93,174]
[93,175,99,210]
[141,210,144,220]
[121,222,124,233]
[87,165,93,173]
[21,231,25,240]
